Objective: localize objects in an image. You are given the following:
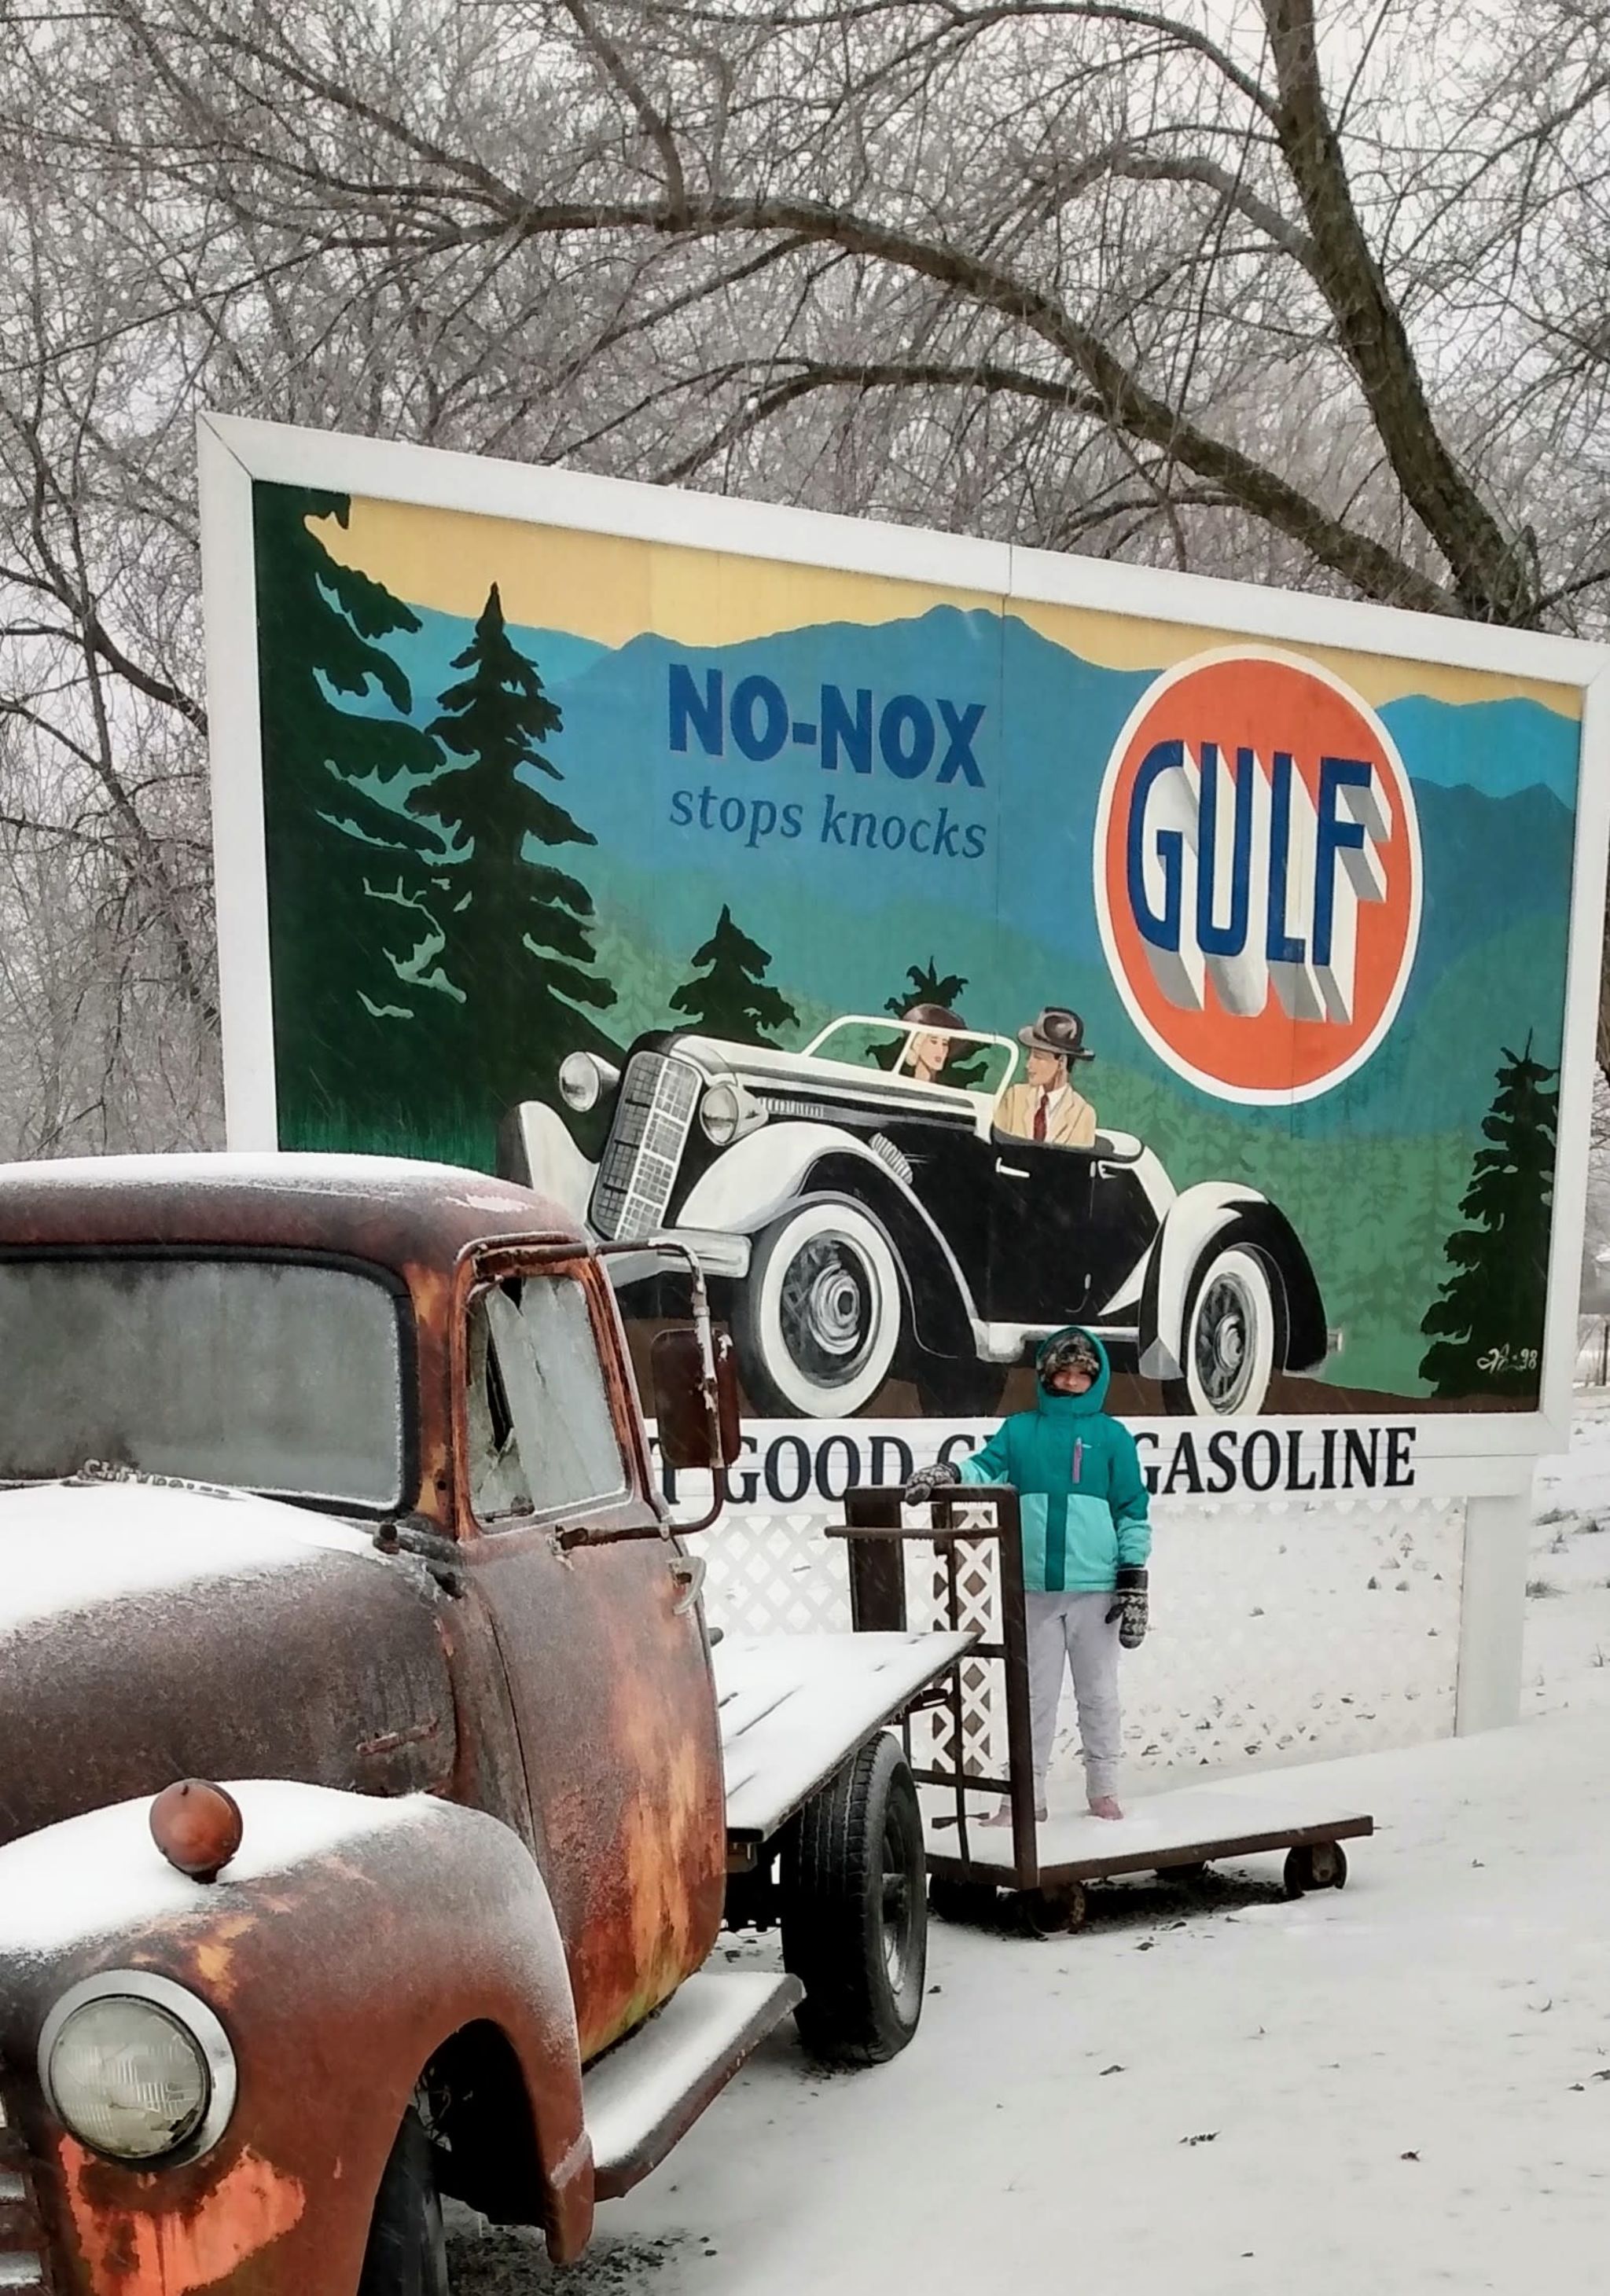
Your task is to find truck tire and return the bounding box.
[358,2101,450,2296]
[779,1732,927,2065]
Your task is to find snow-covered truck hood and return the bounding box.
[0,1482,458,1847]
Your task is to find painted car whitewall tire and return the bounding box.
[1171,1244,1277,1417]
[736,1200,904,1418]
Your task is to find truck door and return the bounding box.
[455,1257,726,2063]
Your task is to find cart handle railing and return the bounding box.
[829,1485,1039,1890]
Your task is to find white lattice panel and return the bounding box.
[700,1492,1465,1794]
[1081,1491,1465,1791]
[700,1511,852,1637]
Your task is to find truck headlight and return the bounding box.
[39,1973,237,2164]
[699,1082,743,1145]
[559,1052,619,1112]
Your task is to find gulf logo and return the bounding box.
[1094,648,1421,1105]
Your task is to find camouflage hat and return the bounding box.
[1038,1329,1101,1387]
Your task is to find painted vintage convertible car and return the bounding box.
[503,1016,1332,1420]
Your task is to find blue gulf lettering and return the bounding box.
[1265,751,1306,963]
[1127,739,1185,951]
[1314,756,1373,967]
[1195,741,1254,958]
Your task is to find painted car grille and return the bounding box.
[591,1053,702,1239]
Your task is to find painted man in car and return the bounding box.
[994,1006,1097,1148]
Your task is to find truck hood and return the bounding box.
[0,1481,458,1848]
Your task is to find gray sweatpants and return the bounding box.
[1024,1589,1122,1802]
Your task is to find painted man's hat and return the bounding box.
[1017,1005,1094,1062]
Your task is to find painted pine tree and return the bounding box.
[670,906,798,1045]
[416,582,616,1107]
[252,483,450,1128]
[1419,1038,1558,1399]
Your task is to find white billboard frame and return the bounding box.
[197,410,1610,1512]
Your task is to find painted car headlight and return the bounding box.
[40,1974,237,2164]
[559,1051,619,1112]
[699,1082,743,1145]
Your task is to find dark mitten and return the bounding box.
[1106,1565,1149,1649]
[903,1459,962,1505]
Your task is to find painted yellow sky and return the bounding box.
[315,494,1582,720]
[318,496,1001,648]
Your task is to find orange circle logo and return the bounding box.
[1094,650,1421,1104]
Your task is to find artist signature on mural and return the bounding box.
[1475,1344,1540,1374]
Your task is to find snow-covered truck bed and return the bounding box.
[716,1629,976,1847]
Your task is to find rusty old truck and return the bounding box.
[0,1152,969,2294]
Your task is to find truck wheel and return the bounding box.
[1162,1245,1277,1416]
[735,1201,903,1417]
[358,2102,450,2296]
[780,1732,927,2065]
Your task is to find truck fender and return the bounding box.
[1138,1184,1264,1381]
[0,1781,594,2293]
[498,1099,597,1222]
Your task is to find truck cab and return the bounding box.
[0,1154,959,2294]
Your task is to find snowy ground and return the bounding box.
[1522,1388,1610,1721]
[451,1408,1610,2296]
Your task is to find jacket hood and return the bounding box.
[1033,1326,1111,1416]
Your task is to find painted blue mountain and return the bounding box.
[353,595,1579,1140]
[1380,693,1578,806]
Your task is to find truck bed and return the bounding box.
[715,1629,973,1845]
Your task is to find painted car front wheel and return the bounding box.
[1163,1244,1277,1417]
[735,1200,903,1417]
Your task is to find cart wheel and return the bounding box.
[1167,1861,1210,1885]
[1016,1882,1087,1938]
[780,1732,927,2064]
[1283,1842,1348,1897]
[929,1876,998,1927]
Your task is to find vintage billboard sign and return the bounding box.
[199,416,1610,1497]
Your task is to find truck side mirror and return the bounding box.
[651,1327,742,1471]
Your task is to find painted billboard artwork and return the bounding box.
[251,481,1579,1422]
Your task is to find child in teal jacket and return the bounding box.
[906,1327,1151,1821]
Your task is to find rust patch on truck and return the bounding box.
[186,1916,258,2004]
[58,2137,306,2292]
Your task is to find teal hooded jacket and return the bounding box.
[956,1328,1152,1594]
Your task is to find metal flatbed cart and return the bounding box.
[830,1486,1374,1935]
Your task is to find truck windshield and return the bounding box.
[0,1255,406,1509]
